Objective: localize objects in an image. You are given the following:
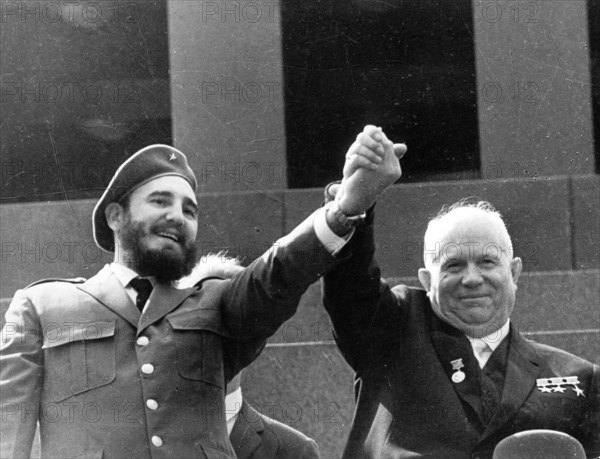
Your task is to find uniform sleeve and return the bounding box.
[220,210,339,379]
[321,209,407,374]
[0,289,43,459]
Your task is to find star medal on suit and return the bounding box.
[537,376,585,396]
[451,358,466,383]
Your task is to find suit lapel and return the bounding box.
[136,283,197,335]
[480,328,543,440]
[77,265,139,327]
[430,318,484,423]
[230,402,263,459]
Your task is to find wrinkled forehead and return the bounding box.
[429,240,510,265]
[424,208,513,264]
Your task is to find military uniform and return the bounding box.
[1,212,336,459]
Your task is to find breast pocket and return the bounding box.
[167,310,230,389]
[42,321,116,402]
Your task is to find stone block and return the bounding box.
[571,175,600,269]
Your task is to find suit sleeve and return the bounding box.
[321,209,407,374]
[265,412,321,459]
[220,210,339,379]
[0,289,43,459]
[299,437,320,459]
[582,363,600,458]
[278,436,320,459]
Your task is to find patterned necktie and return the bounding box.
[130,277,153,312]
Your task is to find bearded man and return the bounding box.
[1,139,403,459]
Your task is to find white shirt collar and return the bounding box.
[110,262,140,288]
[467,319,510,352]
[225,387,243,436]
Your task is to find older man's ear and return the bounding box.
[510,257,523,285]
[417,268,432,293]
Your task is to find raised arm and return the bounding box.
[322,126,408,374]
[217,125,406,379]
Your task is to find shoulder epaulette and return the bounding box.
[25,277,87,289]
[193,276,225,289]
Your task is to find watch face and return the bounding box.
[346,213,365,221]
[330,201,366,228]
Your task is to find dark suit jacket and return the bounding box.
[322,212,600,459]
[1,212,336,459]
[229,401,320,459]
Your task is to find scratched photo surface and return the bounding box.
[1,1,599,458]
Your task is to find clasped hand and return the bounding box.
[334,125,407,216]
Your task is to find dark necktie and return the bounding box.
[481,368,501,425]
[479,337,510,426]
[130,277,153,312]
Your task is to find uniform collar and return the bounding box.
[110,262,140,288]
[110,262,160,288]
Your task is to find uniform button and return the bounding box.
[141,363,154,374]
[146,399,158,410]
[151,435,163,447]
[136,336,149,346]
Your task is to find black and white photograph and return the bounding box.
[1,1,599,458]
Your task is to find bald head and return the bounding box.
[423,201,514,269]
[417,200,522,338]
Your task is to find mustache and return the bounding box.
[150,222,188,244]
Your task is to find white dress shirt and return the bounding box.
[467,320,510,368]
[313,206,352,255]
[225,387,243,436]
[110,262,154,312]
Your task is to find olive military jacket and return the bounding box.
[1,212,335,459]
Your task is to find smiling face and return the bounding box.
[106,175,199,281]
[417,208,522,338]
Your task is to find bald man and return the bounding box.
[225,373,320,459]
[320,129,600,458]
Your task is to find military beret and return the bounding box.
[92,144,197,252]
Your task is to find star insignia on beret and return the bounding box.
[169,153,176,161]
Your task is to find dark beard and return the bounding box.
[119,219,198,282]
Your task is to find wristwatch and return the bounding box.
[327,200,366,229]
